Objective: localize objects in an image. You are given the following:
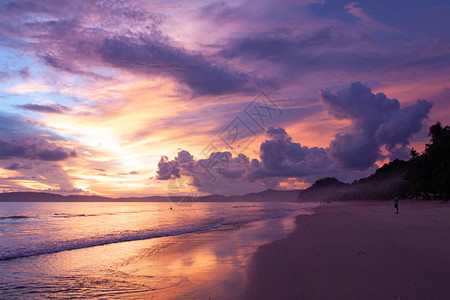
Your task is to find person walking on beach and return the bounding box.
[394,195,399,214]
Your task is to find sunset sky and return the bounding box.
[0,0,449,197]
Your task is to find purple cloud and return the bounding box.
[156,127,338,194]
[16,103,71,114]
[99,36,254,96]
[156,155,180,180]
[320,82,432,169]
[156,82,433,193]
[256,127,331,177]
[4,162,33,170]
[0,137,77,161]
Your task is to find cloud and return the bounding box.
[156,150,268,195]
[1,1,258,96]
[99,36,254,96]
[256,127,332,178]
[0,112,73,164]
[218,27,392,79]
[156,127,340,195]
[156,155,180,180]
[117,170,139,175]
[220,27,336,60]
[156,150,195,180]
[155,82,433,194]
[0,137,77,161]
[320,82,432,169]
[16,103,71,114]
[375,99,432,150]
[0,110,69,143]
[344,2,398,32]
[4,162,33,170]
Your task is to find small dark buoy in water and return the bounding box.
[169,207,172,210]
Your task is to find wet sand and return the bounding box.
[241,201,450,300]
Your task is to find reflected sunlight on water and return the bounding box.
[0,202,317,299]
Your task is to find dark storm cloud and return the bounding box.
[16,103,71,114]
[320,82,432,169]
[99,36,254,96]
[0,137,77,161]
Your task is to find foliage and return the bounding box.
[299,122,450,201]
[405,122,450,199]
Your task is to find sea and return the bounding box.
[0,201,317,299]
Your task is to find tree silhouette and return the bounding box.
[406,122,450,199]
[299,122,450,202]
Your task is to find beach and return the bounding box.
[241,200,450,300]
[1,200,449,299]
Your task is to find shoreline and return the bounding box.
[0,202,314,299]
[241,200,450,299]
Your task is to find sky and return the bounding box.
[0,0,449,197]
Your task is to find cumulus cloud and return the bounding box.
[156,127,339,195]
[156,150,195,180]
[156,156,180,180]
[156,149,266,195]
[156,82,433,194]
[256,127,332,178]
[320,82,432,169]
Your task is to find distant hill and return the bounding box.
[298,159,408,202]
[0,189,302,202]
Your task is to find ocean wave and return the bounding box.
[0,222,224,261]
[0,206,298,261]
[52,209,162,218]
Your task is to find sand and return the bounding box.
[241,200,450,300]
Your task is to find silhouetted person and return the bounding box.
[394,195,399,214]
